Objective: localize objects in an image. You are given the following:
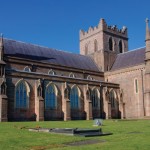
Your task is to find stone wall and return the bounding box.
[105,64,145,118]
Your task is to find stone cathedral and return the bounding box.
[0,18,150,122]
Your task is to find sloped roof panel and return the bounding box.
[3,38,100,72]
[111,47,145,71]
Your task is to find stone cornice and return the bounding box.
[6,69,119,88]
[5,56,103,77]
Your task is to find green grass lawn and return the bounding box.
[0,119,150,150]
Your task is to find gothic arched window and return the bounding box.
[15,81,28,108]
[91,89,99,108]
[94,40,98,52]
[45,84,56,109]
[109,37,113,51]
[70,86,79,109]
[119,41,123,53]
[109,90,115,108]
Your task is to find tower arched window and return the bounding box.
[45,84,57,109]
[109,37,113,51]
[94,40,98,52]
[85,44,88,55]
[15,81,28,108]
[91,89,99,108]
[119,41,123,53]
[70,86,79,109]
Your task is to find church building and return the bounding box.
[0,18,150,122]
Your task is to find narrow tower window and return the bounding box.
[109,37,113,51]
[119,41,123,53]
[94,40,98,52]
[85,44,88,55]
[134,79,138,93]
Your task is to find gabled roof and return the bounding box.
[111,47,145,71]
[3,38,100,72]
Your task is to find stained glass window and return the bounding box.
[16,81,27,108]
[109,91,115,108]
[70,86,79,109]
[91,89,98,108]
[45,84,56,109]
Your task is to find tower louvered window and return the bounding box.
[109,37,113,51]
[119,41,123,53]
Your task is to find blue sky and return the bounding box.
[0,0,150,53]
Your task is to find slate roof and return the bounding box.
[111,47,145,71]
[3,38,100,72]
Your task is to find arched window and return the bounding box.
[15,81,28,108]
[85,44,88,55]
[45,84,56,109]
[109,90,115,108]
[69,73,75,78]
[109,37,113,51]
[70,86,79,109]
[87,75,93,80]
[24,66,31,72]
[94,40,98,52]
[91,89,99,108]
[134,79,138,94]
[48,69,56,75]
[119,41,123,53]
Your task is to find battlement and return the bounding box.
[80,18,128,40]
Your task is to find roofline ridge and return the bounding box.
[4,37,88,57]
[117,46,145,55]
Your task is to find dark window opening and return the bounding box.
[119,41,123,53]
[109,38,113,51]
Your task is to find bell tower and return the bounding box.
[79,18,128,71]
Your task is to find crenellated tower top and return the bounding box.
[79,18,129,71]
[80,18,128,40]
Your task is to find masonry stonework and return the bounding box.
[0,18,149,122]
